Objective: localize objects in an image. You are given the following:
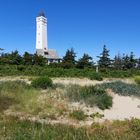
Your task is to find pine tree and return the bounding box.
[63,48,76,64]
[98,45,111,68]
[23,52,33,65]
[113,53,123,69]
[76,53,94,69]
[129,52,136,68]
[61,48,76,68]
[137,58,140,68]
[32,53,46,66]
[122,52,136,69]
[9,50,23,65]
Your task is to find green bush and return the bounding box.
[66,85,112,110]
[69,110,87,121]
[135,76,140,85]
[130,118,140,137]
[90,112,104,119]
[89,73,103,81]
[0,65,140,78]
[31,77,53,89]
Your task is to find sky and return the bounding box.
[0,0,140,60]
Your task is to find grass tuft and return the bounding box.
[135,76,140,85]
[65,85,112,110]
[69,110,87,121]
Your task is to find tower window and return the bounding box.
[44,52,49,55]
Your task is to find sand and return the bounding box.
[98,94,140,121]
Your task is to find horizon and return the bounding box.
[0,0,140,60]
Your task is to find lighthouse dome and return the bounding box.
[38,11,46,17]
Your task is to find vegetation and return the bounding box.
[0,46,139,79]
[0,46,139,70]
[0,65,139,78]
[61,48,77,68]
[97,81,140,97]
[0,81,39,113]
[0,116,140,140]
[76,53,94,69]
[0,81,66,117]
[65,85,112,110]
[69,110,87,121]
[31,76,53,89]
[89,73,103,81]
[90,112,104,119]
[135,76,140,85]
[98,45,112,68]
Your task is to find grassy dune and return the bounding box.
[0,77,140,139]
[0,116,140,140]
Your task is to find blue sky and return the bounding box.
[0,0,140,60]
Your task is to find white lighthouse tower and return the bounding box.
[36,12,48,50]
[36,12,60,64]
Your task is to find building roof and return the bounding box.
[36,49,60,60]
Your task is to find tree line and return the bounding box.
[0,45,140,70]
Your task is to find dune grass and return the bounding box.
[65,85,112,110]
[0,116,140,140]
[0,81,67,118]
[134,76,140,85]
[97,81,140,97]
[69,110,88,121]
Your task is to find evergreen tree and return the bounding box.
[137,58,140,68]
[129,52,136,68]
[122,52,136,69]
[61,48,76,68]
[76,53,94,69]
[113,53,123,69]
[98,45,111,68]
[23,52,33,65]
[9,50,23,65]
[122,54,130,69]
[32,53,46,66]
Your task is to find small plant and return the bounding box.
[90,112,104,119]
[31,77,53,89]
[135,76,140,85]
[89,73,103,81]
[69,110,87,121]
[130,118,140,137]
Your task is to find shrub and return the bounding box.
[69,110,87,121]
[135,76,140,85]
[130,118,140,137]
[97,81,140,97]
[31,77,53,89]
[89,73,103,81]
[90,112,104,119]
[66,85,112,110]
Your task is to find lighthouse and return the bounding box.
[36,12,60,64]
[36,12,48,50]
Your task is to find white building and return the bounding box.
[36,12,60,64]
